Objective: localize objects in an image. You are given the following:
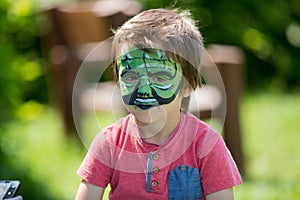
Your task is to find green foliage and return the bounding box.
[1,107,84,199]
[0,0,47,123]
[0,0,54,198]
[140,0,300,90]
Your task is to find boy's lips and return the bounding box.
[136,104,154,110]
[134,98,159,109]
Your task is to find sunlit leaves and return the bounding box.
[286,22,300,48]
[242,28,273,60]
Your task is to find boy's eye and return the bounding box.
[151,75,168,83]
[151,72,172,83]
[122,72,139,83]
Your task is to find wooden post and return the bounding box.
[207,45,245,175]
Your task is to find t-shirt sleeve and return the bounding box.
[199,135,242,195]
[77,132,113,188]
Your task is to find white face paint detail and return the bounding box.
[123,82,135,87]
[135,98,158,103]
[154,83,173,90]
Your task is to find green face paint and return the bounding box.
[117,48,182,110]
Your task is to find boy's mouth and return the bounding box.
[134,98,159,110]
[136,105,153,110]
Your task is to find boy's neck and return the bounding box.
[136,110,181,145]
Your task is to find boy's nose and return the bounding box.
[137,76,152,98]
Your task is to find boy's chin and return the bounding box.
[127,105,167,124]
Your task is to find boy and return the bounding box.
[76,8,242,200]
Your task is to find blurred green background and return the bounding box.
[0,0,299,199]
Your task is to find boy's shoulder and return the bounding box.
[184,112,219,137]
[183,112,222,158]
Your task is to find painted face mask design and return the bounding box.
[117,48,182,110]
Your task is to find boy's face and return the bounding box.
[117,48,182,110]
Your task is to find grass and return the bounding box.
[1,92,300,199]
[234,92,300,199]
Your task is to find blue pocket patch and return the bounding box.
[168,165,202,200]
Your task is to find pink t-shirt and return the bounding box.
[77,112,242,199]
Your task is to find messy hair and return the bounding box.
[112,8,204,90]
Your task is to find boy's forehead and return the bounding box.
[117,48,178,69]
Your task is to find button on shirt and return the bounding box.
[77,112,242,200]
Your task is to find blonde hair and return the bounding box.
[112,8,204,90]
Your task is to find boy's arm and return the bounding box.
[206,188,234,200]
[75,180,104,200]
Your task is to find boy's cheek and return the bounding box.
[151,87,173,99]
[119,82,135,96]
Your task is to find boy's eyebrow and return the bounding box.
[119,68,142,77]
[119,69,132,77]
[148,71,174,78]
